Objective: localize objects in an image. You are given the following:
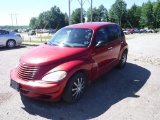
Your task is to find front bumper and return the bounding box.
[10,69,64,101]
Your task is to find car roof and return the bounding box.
[65,22,117,31]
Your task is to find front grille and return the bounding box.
[17,64,38,80]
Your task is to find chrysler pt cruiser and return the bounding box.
[10,22,128,102]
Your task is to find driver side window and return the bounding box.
[95,28,108,45]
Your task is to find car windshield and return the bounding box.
[47,28,93,47]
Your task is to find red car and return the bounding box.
[10,22,128,102]
[127,29,134,34]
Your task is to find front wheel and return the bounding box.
[63,72,88,103]
[7,40,16,48]
[117,51,127,69]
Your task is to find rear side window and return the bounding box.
[0,30,9,35]
[116,25,124,37]
[106,25,119,42]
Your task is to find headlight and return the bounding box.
[42,71,67,82]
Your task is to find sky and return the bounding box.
[0,0,156,26]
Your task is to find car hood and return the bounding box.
[20,45,89,66]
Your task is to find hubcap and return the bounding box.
[72,78,85,99]
[121,53,126,65]
[8,41,15,47]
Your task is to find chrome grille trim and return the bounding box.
[17,64,38,80]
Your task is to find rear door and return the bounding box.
[105,25,124,65]
[0,30,9,47]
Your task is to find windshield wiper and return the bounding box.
[47,41,58,46]
[61,43,73,47]
[56,41,73,47]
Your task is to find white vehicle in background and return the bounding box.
[146,29,155,33]
[122,28,130,35]
[0,29,23,48]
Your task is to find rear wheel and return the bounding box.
[117,51,127,69]
[7,40,15,48]
[63,72,88,103]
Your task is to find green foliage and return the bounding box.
[71,8,85,24]
[29,17,38,29]
[28,1,160,29]
[152,0,160,28]
[29,6,68,29]
[140,1,154,28]
[108,0,127,26]
[127,4,142,28]
[87,5,108,22]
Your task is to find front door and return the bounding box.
[92,28,113,77]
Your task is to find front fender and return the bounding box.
[45,59,93,84]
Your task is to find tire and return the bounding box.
[63,72,88,103]
[7,40,16,48]
[117,51,127,69]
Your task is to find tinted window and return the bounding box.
[106,25,119,42]
[95,28,108,44]
[0,30,9,35]
[116,25,124,37]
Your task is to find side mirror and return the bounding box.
[96,41,107,47]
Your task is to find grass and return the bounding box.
[35,36,52,39]
[23,40,46,43]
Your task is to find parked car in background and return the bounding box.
[134,29,141,33]
[10,22,128,103]
[146,29,159,33]
[154,29,159,33]
[146,29,155,33]
[122,29,130,35]
[0,29,22,48]
[122,28,134,35]
[36,29,43,33]
[127,28,134,34]
[49,29,56,34]
[28,30,36,35]
[140,29,147,33]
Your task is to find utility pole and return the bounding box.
[68,0,92,24]
[15,14,18,30]
[87,0,92,22]
[69,0,71,25]
[78,0,86,23]
[91,0,92,22]
[10,14,13,30]
[68,0,73,25]
[80,0,83,23]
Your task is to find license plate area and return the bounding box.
[10,79,19,91]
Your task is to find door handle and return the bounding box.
[108,47,113,50]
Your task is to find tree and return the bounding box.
[71,8,85,24]
[29,6,67,29]
[140,1,154,28]
[127,4,141,28]
[108,0,127,26]
[29,17,38,29]
[152,0,160,28]
[64,13,69,26]
[87,7,100,22]
[87,5,108,22]
[98,5,108,21]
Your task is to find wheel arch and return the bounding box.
[71,69,89,83]
[119,47,128,60]
[6,39,16,45]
